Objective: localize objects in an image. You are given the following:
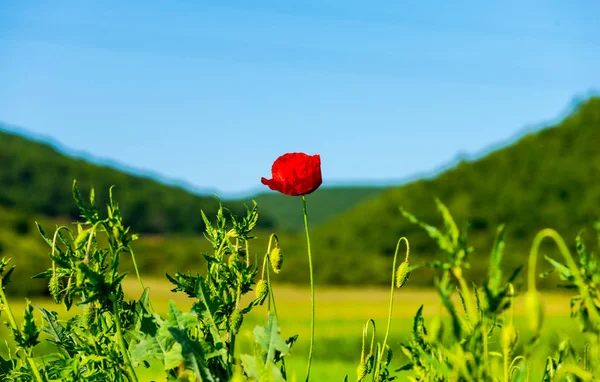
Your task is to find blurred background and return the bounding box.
[1,1,600,380]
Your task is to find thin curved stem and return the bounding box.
[0,278,18,331]
[26,357,44,382]
[527,229,600,325]
[374,237,409,378]
[302,195,315,382]
[265,234,280,317]
[126,246,144,291]
[367,319,376,357]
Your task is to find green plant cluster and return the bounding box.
[0,182,296,381]
[2,182,600,381]
[306,96,600,287]
[0,127,276,234]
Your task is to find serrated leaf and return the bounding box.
[488,224,506,293]
[37,307,76,356]
[400,208,453,254]
[192,278,227,362]
[169,327,216,382]
[544,255,574,281]
[435,198,459,246]
[253,314,289,362]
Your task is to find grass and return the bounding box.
[1,278,581,381]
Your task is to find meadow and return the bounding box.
[1,279,583,381]
[1,176,600,381]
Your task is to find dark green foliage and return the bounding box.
[248,187,383,233]
[0,126,276,234]
[0,183,297,381]
[308,96,600,287]
[389,201,597,381]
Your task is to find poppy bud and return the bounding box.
[230,310,244,335]
[356,362,367,381]
[501,324,518,351]
[74,229,90,250]
[228,254,237,268]
[85,302,98,326]
[255,280,269,305]
[395,261,411,288]
[270,247,283,274]
[49,274,62,304]
[525,291,544,332]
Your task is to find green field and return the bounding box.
[1,278,583,381]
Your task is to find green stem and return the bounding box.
[374,237,409,379]
[0,281,44,382]
[127,246,145,291]
[454,271,476,326]
[527,229,600,326]
[265,234,280,316]
[27,357,44,382]
[302,195,315,382]
[0,280,18,331]
[111,296,138,382]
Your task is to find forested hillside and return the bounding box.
[0,127,277,233]
[290,97,600,287]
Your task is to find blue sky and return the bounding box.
[1,1,599,197]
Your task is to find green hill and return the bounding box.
[247,187,383,233]
[291,96,600,288]
[2,96,600,295]
[0,126,280,233]
[0,125,383,296]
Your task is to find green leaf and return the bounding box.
[0,355,13,376]
[253,314,289,362]
[576,231,591,270]
[544,255,574,281]
[240,354,285,382]
[191,279,228,363]
[435,198,459,246]
[400,207,454,254]
[240,354,260,380]
[437,283,462,339]
[168,327,217,382]
[488,224,506,293]
[37,307,76,356]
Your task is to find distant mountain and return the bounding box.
[0,124,386,235]
[246,187,384,233]
[3,94,600,293]
[0,126,275,233]
[282,96,600,287]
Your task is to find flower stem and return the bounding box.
[302,195,315,382]
[374,237,409,378]
[265,234,280,317]
[127,246,145,291]
[527,228,600,326]
[111,295,138,382]
[0,281,44,382]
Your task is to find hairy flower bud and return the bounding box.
[395,261,411,288]
[255,280,269,305]
[230,310,244,335]
[84,302,98,326]
[49,274,62,304]
[270,247,283,274]
[356,362,367,381]
[525,291,544,332]
[228,254,237,268]
[501,324,518,351]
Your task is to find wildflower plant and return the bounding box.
[1,157,600,382]
[0,181,297,381]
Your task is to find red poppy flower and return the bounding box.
[261,152,322,196]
